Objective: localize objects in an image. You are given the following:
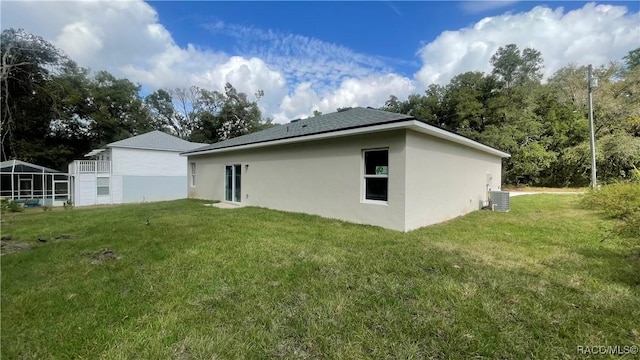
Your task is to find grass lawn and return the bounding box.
[1,196,639,359]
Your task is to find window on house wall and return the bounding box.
[363,149,388,202]
[97,177,110,196]
[190,162,196,186]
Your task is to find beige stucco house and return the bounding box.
[182,107,510,232]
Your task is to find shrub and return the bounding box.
[631,165,640,183]
[581,182,640,239]
[6,201,23,213]
[63,200,74,210]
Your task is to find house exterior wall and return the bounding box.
[111,147,187,176]
[110,148,189,203]
[71,147,190,206]
[404,131,503,231]
[71,174,113,206]
[111,175,123,204]
[188,131,408,231]
[121,176,187,203]
[72,174,97,206]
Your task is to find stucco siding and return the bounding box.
[404,131,503,231]
[188,131,407,231]
[111,147,187,176]
[122,176,187,203]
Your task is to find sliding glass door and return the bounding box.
[225,164,241,203]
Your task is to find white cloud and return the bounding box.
[204,22,420,122]
[3,1,637,126]
[55,21,104,62]
[416,2,640,87]
[272,74,415,123]
[1,0,408,123]
[207,22,396,92]
[1,0,286,115]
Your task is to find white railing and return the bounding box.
[70,160,111,174]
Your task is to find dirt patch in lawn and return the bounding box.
[1,236,33,255]
[83,248,121,265]
[1,234,78,255]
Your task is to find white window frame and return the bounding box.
[18,178,33,199]
[190,162,196,187]
[96,176,110,196]
[362,148,389,204]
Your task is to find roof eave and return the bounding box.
[408,121,511,158]
[108,144,194,152]
[182,120,510,158]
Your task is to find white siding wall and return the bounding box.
[72,174,115,206]
[109,147,188,204]
[111,175,123,204]
[111,147,187,176]
[121,176,187,203]
[189,131,408,231]
[72,147,190,206]
[404,131,503,231]
[72,174,97,206]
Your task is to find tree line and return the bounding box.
[2,28,638,186]
[1,28,270,171]
[382,45,640,187]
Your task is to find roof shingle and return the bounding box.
[183,107,414,154]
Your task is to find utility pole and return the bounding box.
[587,64,597,189]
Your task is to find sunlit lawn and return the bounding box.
[1,196,639,359]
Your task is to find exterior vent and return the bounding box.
[337,107,352,112]
[290,118,301,123]
[489,191,510,212]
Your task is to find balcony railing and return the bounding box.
[69,160,111,174]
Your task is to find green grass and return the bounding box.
[2,196,639,359]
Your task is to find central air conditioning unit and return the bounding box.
[489,191,510,212]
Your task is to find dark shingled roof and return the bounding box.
[183,107,414,154]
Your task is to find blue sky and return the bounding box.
[2,1,639,122]
[149,1,635,78]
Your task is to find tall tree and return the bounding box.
[144,88,177,134]
[490,44,543,88]
[86,71,152,146]
[382,84,445,126]
[190,83,268,143]
[0,28,69,163]
[441,71,496,132]
[548,62,640,183]
[623,47,640,71]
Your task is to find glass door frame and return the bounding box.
[224,164,242,203]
